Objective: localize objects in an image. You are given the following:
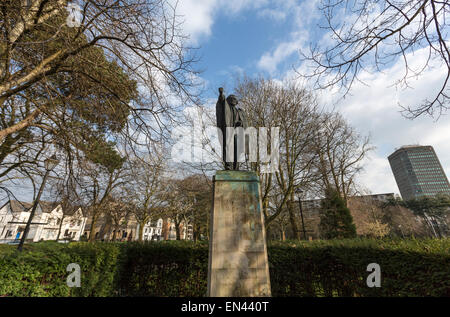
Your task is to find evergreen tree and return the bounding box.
[319,188,357,239]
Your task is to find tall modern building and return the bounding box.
[388,145,450,200]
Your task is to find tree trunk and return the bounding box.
[175,220,181,240]
[138,220,145,241]
[193,223,199,242]
[88,213,98,242]
[112,225,119,241]
[287,200,301,240]
[56,215,65,241]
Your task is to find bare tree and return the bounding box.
[300,0,449,118]
[101,195,132,241]
[176,174,212,241]
[47,171,83,240]
[381,197,430,237]
[160,177,196,240]
[266,204,290,241]
[348,195,390,237]
[312,112,373,203]
[234,77,321,238]
[128,150,166,241]
[77,155,130,242]
[0,1,200,209]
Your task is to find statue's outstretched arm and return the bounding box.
[218,87,226,101]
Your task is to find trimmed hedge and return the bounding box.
[0,239,448,297]
[116,241,208,296]
[268,238,450,297]
[0,242,120,296]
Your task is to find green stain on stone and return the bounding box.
[214,170,261,214]
[214,170,259,182]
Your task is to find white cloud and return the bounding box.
[275,47,450,197]
[171,0,315,68]
[256,0,321,73]
[257,35,304,73]
[257,8,287,21]
[357,155,398,195]
[171,0,273,45]
[219,0,269,14]
[171,0,217,44]
[171,0,450,196]
[332,47,450,196]
[262,2,450,196]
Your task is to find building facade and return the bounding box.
[82,213,140,242]
[161,218,193,241]
[269,192,437,240]
[136,218,164,241]
[388,145,450,200]
[83,215,192,242]
[0,200,87,243]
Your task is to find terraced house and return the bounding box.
[0,200,87,243]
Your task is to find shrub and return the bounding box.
[116,241,208,296]
[0,238,448,297]
[0,242,120,297]
[268,238,450,297]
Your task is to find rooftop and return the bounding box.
[1,200,82,215]
[388,145,433,159]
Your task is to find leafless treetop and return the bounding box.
[299,0,449,118]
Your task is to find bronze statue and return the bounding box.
[216,87,247,170]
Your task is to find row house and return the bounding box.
[0,200,87,243]
[161,218,193,240]
[137,218,164,241]
[83,214,192,242]
[83,214,165,242]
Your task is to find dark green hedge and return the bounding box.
[268,239,450,297]
[0,241,120,296]
[0,239,448,297]
[116,241,208,296]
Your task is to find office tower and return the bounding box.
[388,145,450,200]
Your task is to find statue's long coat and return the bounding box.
[216,93,248,169]
[216,95,248,128]
[216,94,234,128]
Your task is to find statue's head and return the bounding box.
[226,94,238,106]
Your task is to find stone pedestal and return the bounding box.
[207,171,271,297]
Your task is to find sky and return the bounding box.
[171,0,450,197]
[5,0,449,203]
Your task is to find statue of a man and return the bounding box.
[216,88,247,170]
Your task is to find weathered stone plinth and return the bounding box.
[207,170,271,297]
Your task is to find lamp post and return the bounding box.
[295,188,307,240]
[17,155,59,251]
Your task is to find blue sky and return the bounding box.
[173,0,450,196]
[197,5,298,87]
